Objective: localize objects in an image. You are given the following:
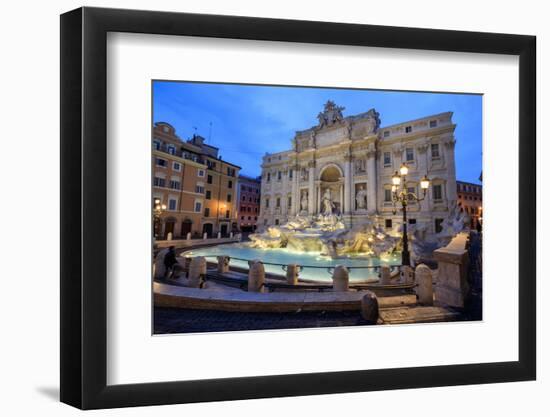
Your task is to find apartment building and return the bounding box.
[236,175,261,232]
[152,122,240,239]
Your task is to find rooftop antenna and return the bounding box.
[208,121,213,144]
[192,126,197,138]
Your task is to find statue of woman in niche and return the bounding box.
[321,189,334,215]
[355,185,367,210]
[300,192,308,212]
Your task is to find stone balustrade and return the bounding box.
[433,232,470,308]
[415,264,434,305]
[332,265,350,291]
[285,264,300,285]
[188,256,207,288]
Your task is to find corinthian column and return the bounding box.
[366,148,377,213]
[282,168,289,218]
[291,164,298,216]
[444,138,458,202]
[308,160,315,215]
[344,153,352,214]
[417,143,430,212]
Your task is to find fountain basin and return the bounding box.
[184,243,401,282]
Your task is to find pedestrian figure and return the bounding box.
[163,246,178,279]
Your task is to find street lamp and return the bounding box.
[391,163,430,266]
[153,198,167,239]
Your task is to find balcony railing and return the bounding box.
[154,144,206,165]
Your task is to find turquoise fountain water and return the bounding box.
[185,243,401,282]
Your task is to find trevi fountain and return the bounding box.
[187,189,470,282]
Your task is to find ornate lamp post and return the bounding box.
[391,163,431,266]
[153,198,167,239]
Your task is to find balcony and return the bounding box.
[154,144,206,165]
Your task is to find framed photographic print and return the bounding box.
[60,6,536,410]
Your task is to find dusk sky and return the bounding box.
[153,81,482,184]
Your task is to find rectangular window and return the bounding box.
[431,143,440,159]
[228,180,233,189]
[167,145,176,155]
[267,173,271,182]
[384,189,392,202]
[153,177,165,187]
[204,207,210,217]
[288,196,292,208]
[408,218,417,225]
[196,185,205,194]
[430,120,437,128]
[226,210,230,218]
[405,126,412,133]
[383,152,391,166]
[435,218,444,233]
[277,171,282,181]
[207,175,213,184]
[197,169,205,177]
[383,131,390,138]
[405,148,414,162]
[168,199,177,210]
[205,190,211,200]
[289,169,293,179]
[385,219,393,229]
[169,180,180,190]
[194,201,202,213]
[407,186,416,200]
[433,184,443,201]
[172,162,181,171]
[266,198,270,208]
[153,140,161,150]
[156,157,167,167]
[275,219,279,225]
[227,194,232,203]
[276,197,281,208]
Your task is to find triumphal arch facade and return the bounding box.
[258,101,458,234]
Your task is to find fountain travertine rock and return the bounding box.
[249,191,470,262]
[410,201,471,261]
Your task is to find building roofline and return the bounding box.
[457,180,483,186]
[379,111,453,130]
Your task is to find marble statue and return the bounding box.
[300,192,308,212]
[317,100,345,128]
[355,185,367,210]
[321,189,334,215]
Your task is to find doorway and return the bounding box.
[202,223,213,238]
[220,223,228,237]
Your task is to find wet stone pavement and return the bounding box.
[154,307,372,334]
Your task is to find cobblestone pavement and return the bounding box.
[154,307,371,334]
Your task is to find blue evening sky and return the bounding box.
[153,81,482,184]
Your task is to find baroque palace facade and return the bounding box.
[153,122,240,239]
[258,101,458,235]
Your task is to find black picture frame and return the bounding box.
[60,6,536,410]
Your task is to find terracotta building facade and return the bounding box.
[237,175,261,232]
[152,122,240,239]
[457,180,482,229]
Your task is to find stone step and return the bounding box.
[154,282,416,313]
[379,305,462,324]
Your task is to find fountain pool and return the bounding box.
[184,243,402,282]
